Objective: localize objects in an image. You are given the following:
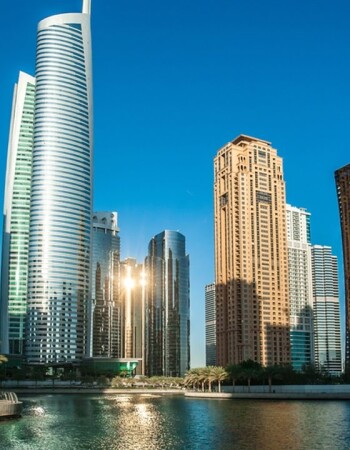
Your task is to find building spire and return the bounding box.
[82,0,91,14]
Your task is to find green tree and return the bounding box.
[81,375,94,386]
[62,370,77,385]
[278,364,299,384]
[342,362,350,383]
[97,375,110,386]
[13,368,26,387]
[240,360,262,393]
[32,365,47,386]
[226,364,243,392]
[301,363,322,384]
[263,365,282,393]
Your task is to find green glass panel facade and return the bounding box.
[1,73,35,355]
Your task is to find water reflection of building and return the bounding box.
[205,283,216,366]
[120,258,145,374]
[145,230,190,377]
[286,205,314,371]
[214,135,290,366]
[311,245,342,375]
[91,212,121,358]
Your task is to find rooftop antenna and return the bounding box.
[82,0,91,14]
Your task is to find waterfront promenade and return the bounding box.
[4,387,182,395]
[3,383,350,399]
[185,391,350,400]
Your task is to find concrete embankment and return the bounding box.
[185,391,350,400]
[2,388,183,396]
[0,400,22,418]
[4,386,350,400]
[0,392,23,418]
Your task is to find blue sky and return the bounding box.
[1,0,350,367]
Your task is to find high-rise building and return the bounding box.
[120,258,146,374]
[335,164,350,365]
[286,205,313,371]
[0,72,35,355]
[311,245,342,375]
[25,1,93,364]
[90,212,120,358]
[145,230,190,377]
[214,134,290,367]
[205,283,216,366]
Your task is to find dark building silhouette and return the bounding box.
[145,230,190,377]
[90,212,121,358]
[335,164,350,365]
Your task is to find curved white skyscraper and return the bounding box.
[26,1,93,364]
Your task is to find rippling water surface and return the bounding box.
[1,394,350,449]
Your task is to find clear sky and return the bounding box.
[1,0,350,367]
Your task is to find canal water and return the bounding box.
[0,394,350,449]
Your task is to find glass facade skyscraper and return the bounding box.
[311,245,342,375]
[205,283,216,366]
[120,258,145,374]
[286,205,314,371]
[0,72,35,355]
[91,212,121,358]
[25,2,93,364]
[145,230,190,377]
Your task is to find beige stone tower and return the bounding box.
[214,134,290,367]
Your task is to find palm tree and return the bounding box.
[170,377,183,388]
[149,376,161,388]
[263,365,282,393]
[157,376,168,389]
[32,365,47,386]
[209,366,228,392]
[302,363,322,384]
[201,367,212,392]
[111,376,123,387]
[184,368,202,390]
[138,375,148,388]
[240,360,262,393]
[226,364,242,392]
[202,366,214,392]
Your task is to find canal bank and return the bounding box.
[185,391,350,400]
[2,387,183,395]
[4,385,350,400]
